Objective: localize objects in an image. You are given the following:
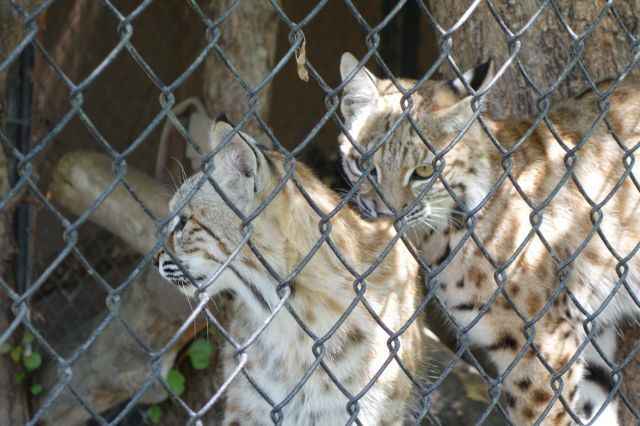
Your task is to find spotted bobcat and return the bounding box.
[155,120,426,424]
[338,52,640,425]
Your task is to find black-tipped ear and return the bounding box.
[449,59,493,97]
[209,121,268,196]
[208,121,261,199]
[214,112,231,125]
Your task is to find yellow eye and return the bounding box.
[413,165,434,179]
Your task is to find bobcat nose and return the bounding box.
[359,197,378,218]
[375,202,394,217]
[368,197,394,217]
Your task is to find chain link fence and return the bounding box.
[1,0,639,425]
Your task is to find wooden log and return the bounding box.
[49,151,168,254]
[37,266,206,426]
[42,150,205,426]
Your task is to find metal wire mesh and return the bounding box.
[1,0,639,425]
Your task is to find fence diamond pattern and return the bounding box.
[1,0,639,425]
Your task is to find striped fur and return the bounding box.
[338,52,640,425]
[156,121,426,425]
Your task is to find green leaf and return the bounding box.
[187,338,214,370]
[23,351,42,372]
[0,342,12,355]
[21,332,35,345]
[30,383,43,396]
[187,338,214,357]
[166,368,185,396]
[147,404,162,424]
[14,371,27,385]
[10,345,22,363]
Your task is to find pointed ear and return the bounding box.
[448,59,493,98]
[208,121,267,206]
[434,97,477,134]
[340,52,380,124]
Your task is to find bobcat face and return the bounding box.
[155,121,273,300]
[155,178,240,296]
[338,52,494,233]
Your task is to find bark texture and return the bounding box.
[428,0,640,420]
[430,1,640,119]
[618,322,640,426]
[0,3,29,425]
[0,144,29,426]
[202,0,280,138]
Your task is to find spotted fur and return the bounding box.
[155,121,426,425]
[338,52,640,425]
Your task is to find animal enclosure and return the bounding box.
[1,0,639,425]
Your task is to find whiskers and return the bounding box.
[405,203,466,234]
[155,167,180,200]
[180,276,221,346]
[180,289,198,340]
[158,158,189,194]
[430,206,465,230]
[195,276,221,345]
[172,157,188,188]
[155,159,192,204]
[155,188,175,200]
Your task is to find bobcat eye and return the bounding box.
[347,158,363,177]
[356,160,377,177]
[412,165,434,179]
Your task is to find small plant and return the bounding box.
[186,338,215,371]
[146,403,162,424]
[166,368,187,396]
[146,337,215,424]
[0,331,45,396]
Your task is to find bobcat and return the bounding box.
[337,52,640,425]
[155,120,426,425]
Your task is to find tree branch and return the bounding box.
[41,151,205,426]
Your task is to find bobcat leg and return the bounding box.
[476,308,582,425]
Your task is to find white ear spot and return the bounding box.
[449,60,493,97]
[451,71,472,95]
